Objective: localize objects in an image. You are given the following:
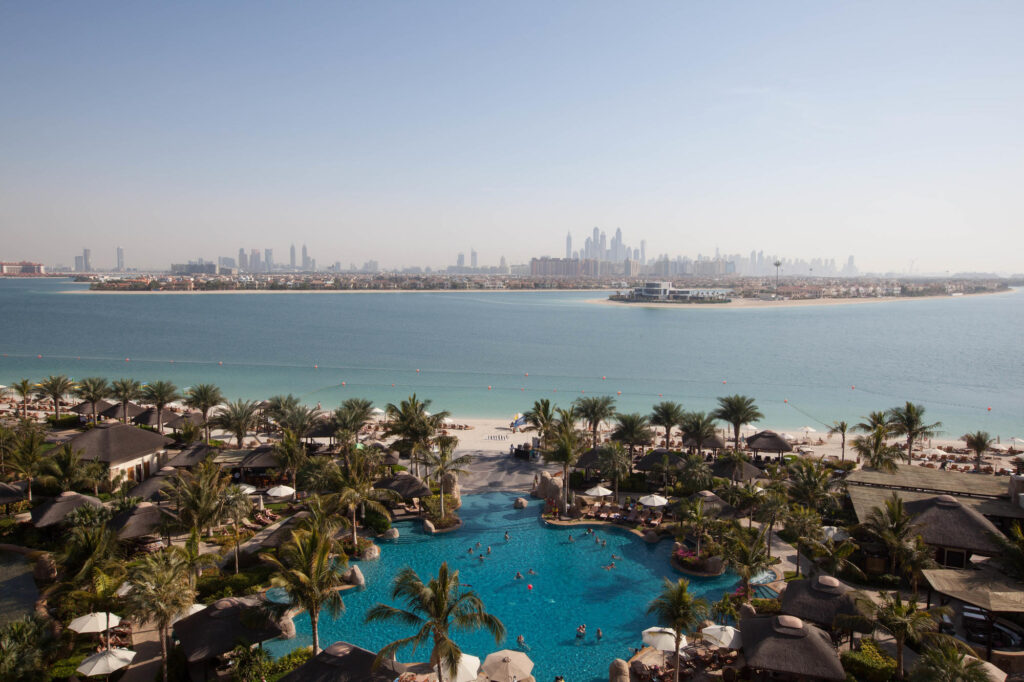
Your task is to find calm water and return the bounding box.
[264,492,739,682]
[0,278,1022,437]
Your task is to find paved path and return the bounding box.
[457,447,559,494]
[120,620,161,682]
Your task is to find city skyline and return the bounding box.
[2,3,1023,273]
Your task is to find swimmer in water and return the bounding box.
[514,571,523,580]
[601,540,607,547]
[487,546,492,555]
[595,536,600,544]
[478,555,485,562]
[568,534,575,543]
[597,628,603,640]
[468,547,473,555]
[611,554,620,560]
[517,634,526,648]
[527,568,536,575]
[576,624,587,638]
[476,541,482,548]
[505,531,510,541]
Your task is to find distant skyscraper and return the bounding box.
[470,249,478,268]
[290,243,296,268]
[238,248,247,271]
[457,253,465,268]
[82,248,92,272]
[640,240,646,265]
[74,255,84,272]
[264,248,273,272]
[115,246,124,272]
[566,232,572,259]
[250,249,261,270]
[301,244,310,269]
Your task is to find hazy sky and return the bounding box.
[2,2,1022,273]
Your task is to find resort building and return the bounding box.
[629,281,733,301]
[58,423,173,482]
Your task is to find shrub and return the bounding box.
[750,598,781,614]
[268,647,314,680]
[841,638,896,682]
[197,565,275,602]
[46,415,81,429]
[364,509,391,534]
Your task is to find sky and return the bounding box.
[1,2,1022,273]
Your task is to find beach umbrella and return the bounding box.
[922,448,946,456]
[799,426,817,434]
[266,485,295,498]
[76,648,136,676]
[371,407,385,416]
[452,653,481,682]
[69,612,122,634]
[237,483,256,494]
[172,603,208,625]
[442,417,455,425]
[482,650,533,682]
[701,624,742,649]
[638,494,668,507]
[642,626,687,652]
[821,526,850,542]
[585,485,613,497]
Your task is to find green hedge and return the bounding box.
[197,564,275,602]
[841,638,896,682]
[750,597,781,614]
[364,509,391,534]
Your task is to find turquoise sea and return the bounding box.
[0,278,1021,439]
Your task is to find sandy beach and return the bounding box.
[589,289,1009,310]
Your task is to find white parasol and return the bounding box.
[642,626,687,652]
[585,485,613,497]
[701,624,742,649]
[76,648,136,676]
[638,494,668,507]
[266,485,295,498]
[69,612,121,634]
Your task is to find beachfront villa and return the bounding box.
[627,281,734,302]
[58,422,174,483]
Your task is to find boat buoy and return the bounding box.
[341,381,346,386]
[391,383,395,387]
[722,380,727,384]
[218,361,223,365]
[784,399,788,403]
[125,357,130,362]
[37,354,42,358]
[617,391,621,395]
[524,372,529,377]
[527,584,533,590]
[488,385,492,390]
[416,369,420,373]
[987,406,992,411]
[602,376,606,380]
[851,385,855,390]
[658,393,662,397]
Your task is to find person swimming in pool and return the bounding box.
[527,568,536,575]
[504,531,510,541]
[576,624,587,638]
[514,571,523,580]
[517,634,526,648]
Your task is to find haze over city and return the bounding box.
[2,2,1023,273]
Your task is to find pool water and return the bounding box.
[265,492,742,682]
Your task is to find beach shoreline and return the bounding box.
[62,287,615,296]
[589,289,1011,310]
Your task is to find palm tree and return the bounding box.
[263,394,300,431]
[212,399,260,448]
[74,377,111,423]
[863,493,921,575]
[125,549,196,682]
[262,524,347,655]
[899,535,937,598]
[787,458,839,510]
[910,642,991,682]
[725,527,774,600]
[280,403,322,442]
[222,485,253,574]
[990,522,1024,580]
[109,378,142,423]
[300,455,344,494]
[366,563,505,682]
[679,498,713,557]
[752,490,788,558]
[36,374,76,421]
[828,420,850,462]
[713,395,763,451]
[11,379,34,420]
[141,380,180,434]
[612,413,653,460]
[786,505,823,577]
[807,536,865,581]
[332,475,400,555]
[7,426,47,501]
[646,578,708,682]
[334,397,376,449]
[184,383,225,443]
[37,443,88,492]
[856,410,890,434]
[573,395,617,449]
[166,458,232,537]
[962,431,994,473]
[273,429,307,501]
[79,460,108,496]
[679,411,718,455]
[385,394,448,477]
[174,528,221,589]
[650,401,685,448]
[546,417,583,513]
[523,398,558,450]
[676,452,712,496]
[420,435,472,520]
[598,441,631,500]
[853,424,903,471]
[887,402,942,461]
[719,448,751,484]
[860,591,946,680]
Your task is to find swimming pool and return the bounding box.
[265,492,742,682]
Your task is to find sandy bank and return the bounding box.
[65,288,613,296]
[589,289,1010,310]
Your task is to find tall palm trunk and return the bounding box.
[664,425,672,448]
[674,631,682,682]
[311,607,321,655]
[92,404,99,424]
[160,625,169,682]
[26,476,32,502]
[351,508,359,551]
[562,462,569,514]
[157,406,164,434]
[233,521,241,574]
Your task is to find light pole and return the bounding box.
[774,260,782,289]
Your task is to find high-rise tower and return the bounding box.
[566,232,572,259]
[290,244,296,268]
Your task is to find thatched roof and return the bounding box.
[846,486,1024,524]
[374,473,431,499]
[635,448,684,472]
[741,615,845,680]
[745,431,793,453]
[307,420,337,439]
[922,566,1024,613]
[846,463,1009,498]
[903,495,1005,555]
[683,434,727,450]
[710,458,764,482]
[62,423,172,465]
[108,502,167,540]
[574,447,603,469]
[0,480,28,505]
[278,642,401,682]
[688,490,738,519]
[779,576,866,630]
[30,491,103,528]
[239,445,279,469]
[165,444,218,469]
[165,411,204,430]
[69,399,116,416]
[173,596,286,663]
[100,402,146,420]
[131,408,176,428]
[127,472,171,502]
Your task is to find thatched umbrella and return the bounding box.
[745,430,793,461]
[710,458,764,482]
[277,641,401,682]
[101,401,146,421]
[108,501,167,540]
[132,407,177,428]
[165,411,204,431]
[70,399,116,417]
[30,491,103,528]
[173,597,286,667]
[574,447,603,470]
[373,473,431,500]
[683,434,727,451]
[779,575,868,631]
[688,490,738,519]
[904,495,1004,557]
[635,448,684,472]
[740,615,845,681]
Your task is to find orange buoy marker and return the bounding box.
[218,361,223,365]
[525,372,529,377]
[784,399,788,403]
[488,386,492,390]
[416,369,420,373]
[658,393,663,397]
[37,354,42,358]
[125,358,130,362]
[602,376,606,380]
[527,584,533,590]
[987,407,992,411]
[391,383,395,387]
[341,381,346,386]
[617,391,622,395]
[851,385,855,390]
[722,380,727,384]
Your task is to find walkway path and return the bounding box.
[119,620,161,682]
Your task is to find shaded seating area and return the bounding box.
[903,494,1005,567]
[70,399,117,420]
[923,565,1024,660]
[635,448,684,472]
[740,614,845,680]
[165,411,204,431]
[745,431,793,461]
[778,575,868,637]
[108,501,168,545]
[101,401,147,421]
[131,407,178,429]
[172,596,287,681]
[689,490,738,520]
[710,458,765,483]
[30,490,103,528]
[278,641,401,682]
